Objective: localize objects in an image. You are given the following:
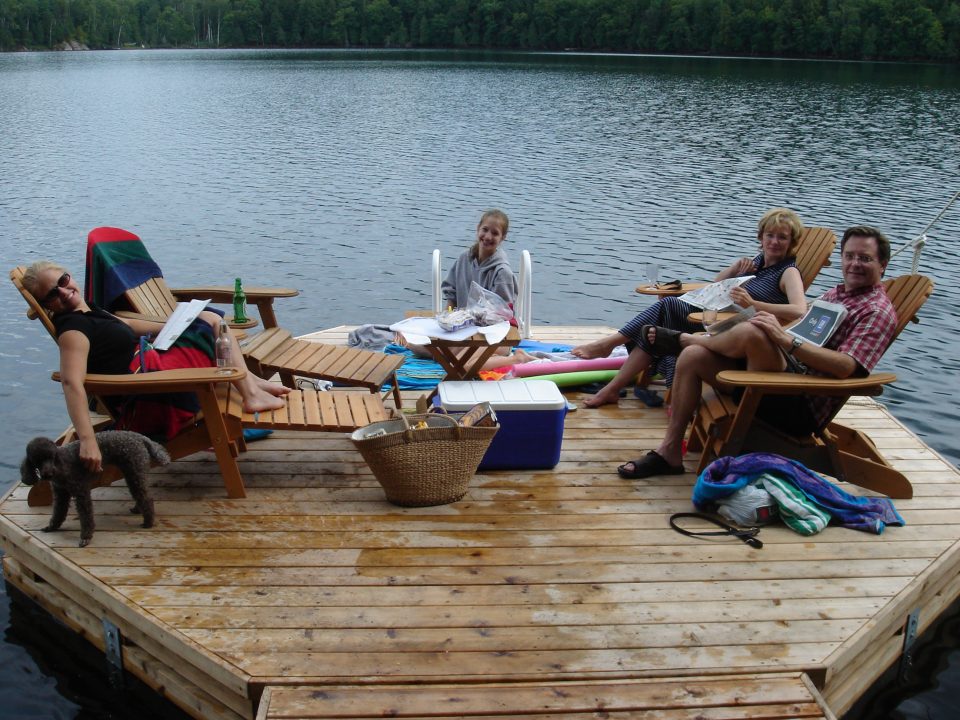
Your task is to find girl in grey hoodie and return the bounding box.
[441,209,518,309]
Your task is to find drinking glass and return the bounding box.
[645,263,659,288]
[702,308,718,333]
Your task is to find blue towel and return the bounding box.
[381,344,447,390]
[517,339,574,353]
[693,452,905,534]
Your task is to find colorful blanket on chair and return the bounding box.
[112,319,217,442]
[85,226,164,310]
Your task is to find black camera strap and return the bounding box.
[669,512,763,549]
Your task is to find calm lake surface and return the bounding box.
[0,48,958,718]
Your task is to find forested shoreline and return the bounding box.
[1,0,957,61]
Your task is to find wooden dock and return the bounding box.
[2,325,958,720]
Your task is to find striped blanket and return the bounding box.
[84,226,163,310]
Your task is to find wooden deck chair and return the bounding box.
[12,267,390,507]
[687,274,934,499]
[87,227,404,407]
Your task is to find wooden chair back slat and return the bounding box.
[883,274,934,341]
[794,226,837,290]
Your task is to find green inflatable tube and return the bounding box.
[518,369,620,387]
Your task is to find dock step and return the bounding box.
[257,673,834,719]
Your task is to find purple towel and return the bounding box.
[694,452,905,534]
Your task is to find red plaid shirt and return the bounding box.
[806,283,897,429]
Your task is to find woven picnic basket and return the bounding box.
[350,412,499,507]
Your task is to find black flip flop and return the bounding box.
[642,324,683,356]
[617,450,685,479]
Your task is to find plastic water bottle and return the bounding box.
[232,278,248,324]
[215,320,232,374]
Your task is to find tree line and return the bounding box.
[1,0,958,61]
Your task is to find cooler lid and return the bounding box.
[438,380,566,411]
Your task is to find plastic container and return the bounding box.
[437,380,567,470]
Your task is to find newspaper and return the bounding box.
[787,300,848,347]
[152,299,211,350]
[678,276,754,311]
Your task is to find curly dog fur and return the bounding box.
[20,431,169,547]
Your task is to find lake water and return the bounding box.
[0,48,958,718]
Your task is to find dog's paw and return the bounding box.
[141,519,154,529]
[78,537,91,547]
[41,524,59,533]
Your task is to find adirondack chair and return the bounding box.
[687,274,934,499]
[86,227,404,407]
[12,266,390,507]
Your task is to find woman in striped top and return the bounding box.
[573,208,808,408]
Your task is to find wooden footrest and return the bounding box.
[241,389,390,433]
[242,328,404,391]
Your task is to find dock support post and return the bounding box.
[898,608,921,683]
[102,617,125,690]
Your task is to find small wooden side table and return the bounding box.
[635,281,707,300]
[426,326,522,381]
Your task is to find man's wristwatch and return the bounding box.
[787,336,804,355]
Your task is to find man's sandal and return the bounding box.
[642,325,684,356]
[617,450,685,479]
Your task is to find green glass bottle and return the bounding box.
[232,278,248,324]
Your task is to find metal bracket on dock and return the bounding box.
[102,617,125,689]
[898,608,920,683]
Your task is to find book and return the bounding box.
[152,299,211,351]
[787,300,847,347]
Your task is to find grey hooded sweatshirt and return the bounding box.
[441,247,518,309]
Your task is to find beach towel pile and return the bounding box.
[693,452,904,535]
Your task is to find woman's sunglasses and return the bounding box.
[42,272,71,306]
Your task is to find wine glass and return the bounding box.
[702,308,718,334]
[645,263,659,289]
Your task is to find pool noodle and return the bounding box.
[518,369,620,387]
[510,356,626,378]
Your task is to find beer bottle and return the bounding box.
[215,320,232,373]
[232,278,248,324]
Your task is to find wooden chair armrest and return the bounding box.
[169,286,300,303]
[114,309,170,324]
[716,370,896,396]
[51,367,245,394]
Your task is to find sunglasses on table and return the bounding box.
[42,272,71,306]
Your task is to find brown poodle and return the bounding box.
[20,432,168,547]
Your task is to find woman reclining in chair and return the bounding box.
[572,207,809,407]
[23,261,291,474]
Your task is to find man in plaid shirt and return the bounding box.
[617,225,897,480]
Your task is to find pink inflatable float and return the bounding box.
[510,355,626,378]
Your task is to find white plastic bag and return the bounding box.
[465,281,514,326]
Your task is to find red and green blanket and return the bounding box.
[85,226,164,311]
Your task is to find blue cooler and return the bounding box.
[437,380,567,470]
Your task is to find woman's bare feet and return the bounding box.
[582,386,622,408]
[571,334,624,359]
[242,385,287,413]
[255,376,292,397]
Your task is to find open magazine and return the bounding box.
[787,300,847,347]
[152,299,211,350]
[679,276,754,311]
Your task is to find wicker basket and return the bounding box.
[351,412,499,507]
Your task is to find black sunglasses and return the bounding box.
[42,272,71,306]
